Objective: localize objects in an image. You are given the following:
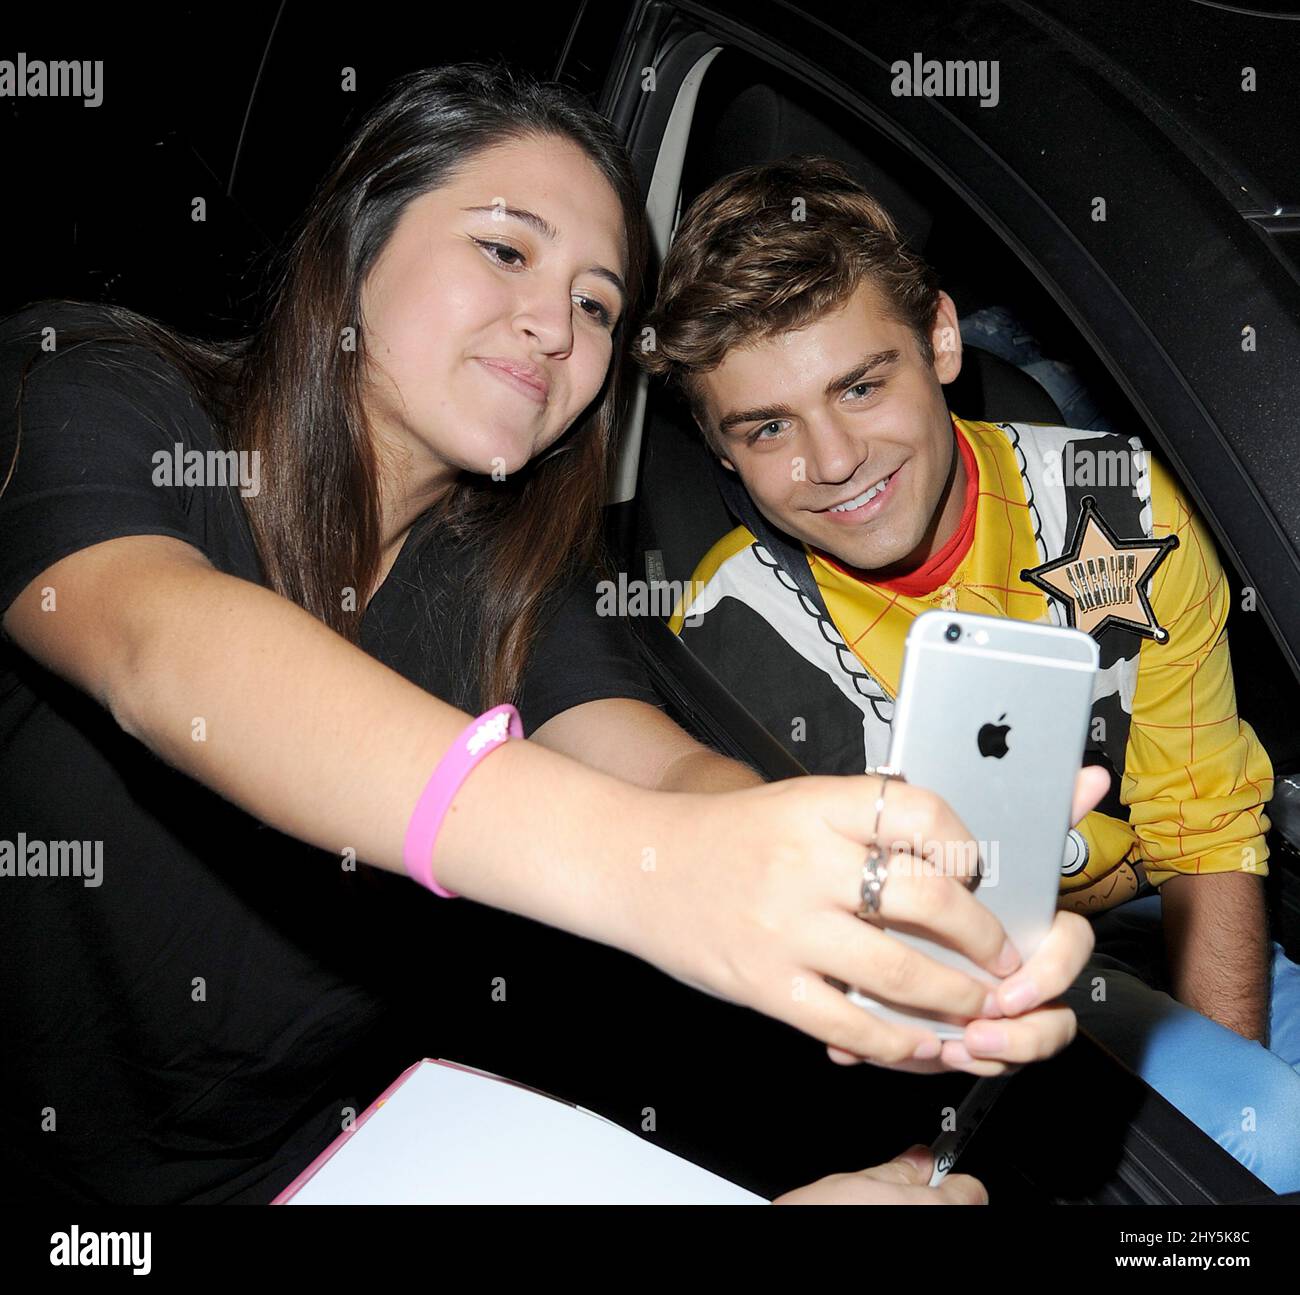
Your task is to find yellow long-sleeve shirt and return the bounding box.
[674,418,1273,913]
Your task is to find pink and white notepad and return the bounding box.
[273,1059,767,1205]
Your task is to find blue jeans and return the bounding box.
[1064,894,1300,1194]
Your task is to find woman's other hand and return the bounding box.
[772,1145,987,1205]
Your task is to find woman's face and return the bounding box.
[360,133,629,493]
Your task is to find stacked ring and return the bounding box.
[857,766,905,920]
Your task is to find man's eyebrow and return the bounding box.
[462,204,627,307]
[717,401,798,436]
[716,349,902,437]
[823,349,901,394]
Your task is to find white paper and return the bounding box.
[285,1060,767,1205]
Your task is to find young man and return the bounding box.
[641,157,1300,1191]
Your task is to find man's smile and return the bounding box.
[814,461,906,524]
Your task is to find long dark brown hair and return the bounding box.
[5,63,648,707]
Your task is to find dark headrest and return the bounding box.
[945,345,1065,426]
[682,81,934,252]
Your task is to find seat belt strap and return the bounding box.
[713,462,831,617]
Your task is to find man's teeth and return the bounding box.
[829,473,893,512]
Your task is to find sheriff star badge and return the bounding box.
[1020,495,1179,644]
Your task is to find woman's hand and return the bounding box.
[772,1146,987,1205]
[825,906,1093,1075]
[825,765,1108,1075]
[627,768,1105,1071]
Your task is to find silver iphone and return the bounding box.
[847,610,1099,1038]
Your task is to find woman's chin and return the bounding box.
[459,447,534,480]
[432,431,518,476]
[436,422,561,479]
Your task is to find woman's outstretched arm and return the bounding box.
[3,530,1100,1070]
[4,532,652,947]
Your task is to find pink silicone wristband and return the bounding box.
[404,704,523,897]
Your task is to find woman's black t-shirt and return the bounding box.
[0,304,664,1204]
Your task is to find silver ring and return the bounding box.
[857,767,904,919]
[858,844,889,918]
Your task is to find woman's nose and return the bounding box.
[515,285,574,357]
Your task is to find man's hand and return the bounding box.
[1161,871,1270,1043]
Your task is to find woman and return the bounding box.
[0,64,1099,1204]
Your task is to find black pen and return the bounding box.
[928,1074,1013,1186]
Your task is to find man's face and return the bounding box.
[695,280,965,575]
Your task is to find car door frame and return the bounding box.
[563,0,1300,682]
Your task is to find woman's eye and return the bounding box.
[574,295,614,328]
[473,238,526,268]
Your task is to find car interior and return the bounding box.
[13,13,1296,1206]
[614,44,1300,1203]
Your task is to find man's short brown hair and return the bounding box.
[638,156,941,437]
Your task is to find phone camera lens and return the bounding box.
[945,623,961,642]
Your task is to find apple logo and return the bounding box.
[977,714,1011,759]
